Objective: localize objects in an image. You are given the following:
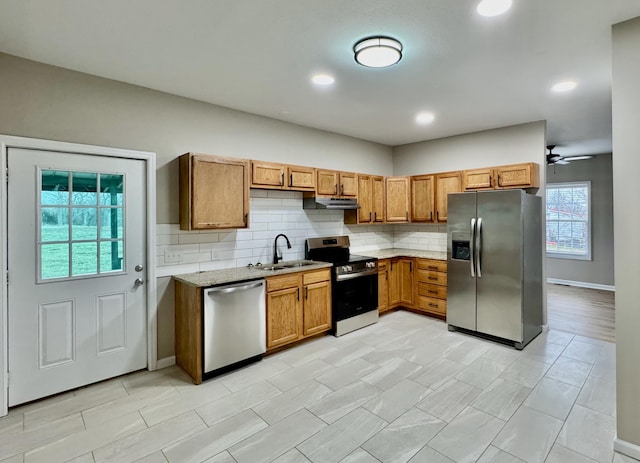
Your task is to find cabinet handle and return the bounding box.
[290,174,293,187]
[297,288,300,301]
[281,172,285,186]
[430,211,433,221]
[429,303,438,308]
[410,261,413,272]
[374,212,377,221]
[334,184,338,195]
[386,270,388,280]
[489,175,492,187]
[405,211,409,221]
[341,184,344,195]
[428,266,438,270]
[436,211,439,221]
[428,289,438,294]
[305,287,308,299]
[428,276,438,281]
[390,262,393,270]
[369,212,372,222]
[498,175,501,187]
[244,213,248,223]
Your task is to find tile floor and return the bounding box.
[0,311,634,463]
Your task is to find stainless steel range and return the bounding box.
[305,236,378,336]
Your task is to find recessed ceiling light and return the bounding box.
[477,0,512,17]
[354,36,403,68]
[416,112,435,125]
[311,74,335,86]
[551,81,577,92]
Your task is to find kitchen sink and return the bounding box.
[256,261,316,271]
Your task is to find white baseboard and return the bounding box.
[547,278,615,292]
[156,356,176,369]
[614,437,640,460]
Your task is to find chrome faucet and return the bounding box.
[273,233,292,264]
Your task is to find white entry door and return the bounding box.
[7,148,147,406]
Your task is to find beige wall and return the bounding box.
[0,53,393,224]
[546,154,614,287]
[392,121,547,178]
[612,16,640,453]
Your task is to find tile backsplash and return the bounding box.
[156,190,447,277]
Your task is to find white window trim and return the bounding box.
[0,135,157,417]
[546,180,592,261]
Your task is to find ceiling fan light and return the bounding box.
[354,36,403,68]
[565,155,593,161]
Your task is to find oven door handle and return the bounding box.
[335,268,378,281]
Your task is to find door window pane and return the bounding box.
[39,169,126,281]
[41,243,70,279]
[72,242,98,276]
[100,241,124,273]
[100,173,124,206]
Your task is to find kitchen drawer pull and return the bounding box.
[428,290,438,294]
[429,303,438,308]
[428,276,438,281]
[428,266,438,270]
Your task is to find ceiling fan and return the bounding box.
[546,145,593,165]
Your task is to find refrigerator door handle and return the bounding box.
[470,218,476,277]
[476,217,483,278]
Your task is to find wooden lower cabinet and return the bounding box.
[398,258,415,307]
[384,258,415,310]
[415,258,447,317]
[388,258,401,307]
[266,268,331,350]
[378,260,390,313]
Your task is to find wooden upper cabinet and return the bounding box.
[435,171,462,223]
[463,167,495,191]
[179,153,249,230]
[288,165,316,191]
[251,161,315,191]
[339,172,357,197]
[372,176,385,222]
[386,177,411,222]
[357,175,373,223]
[316,169,339,196]
[251,161,286,189]
[411,174,435,222]
[496,162,540,189]
[316,169,357,197]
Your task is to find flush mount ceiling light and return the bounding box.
[416,112,435,125]
[552,80,577,92]
[477,0,512,17]
[311,74,335,86]
[354,36,403,68]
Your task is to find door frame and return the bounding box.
[0,135,157,417]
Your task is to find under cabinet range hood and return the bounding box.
[302,197,360,210]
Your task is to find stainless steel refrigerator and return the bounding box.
[447,189,542,349]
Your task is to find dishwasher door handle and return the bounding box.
[207,280,264,295]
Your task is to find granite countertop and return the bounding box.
[361,248,447,260]
[173,260,333,287]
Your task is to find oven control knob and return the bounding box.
[342,265,352,273]
[366,262,375,268]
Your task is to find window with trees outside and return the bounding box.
[38,169,125,282]
[546,181,591,260]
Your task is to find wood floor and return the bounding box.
[546,283,615,343]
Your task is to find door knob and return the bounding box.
[134,278,144,287]
[135,264,144,272]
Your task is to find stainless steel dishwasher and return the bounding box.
[203,278,266,378]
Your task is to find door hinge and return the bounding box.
[5,272,8,285]
[4,168,7,183]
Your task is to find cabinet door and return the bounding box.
[496,163,539,189]
[378,261,389,313]
[372,176,385,223]
[303,281,331,336]
[266,287,301,349]
[388,259,400,307]
[386,177,410,222]
[357,175,373,223]
[411,175,435,222]
[251,161,286,189]
[435,172,462,223]
[181,154,249,230]
[340,172,358,197]
[317,169,338,196]
[288,165,316,191]
[399,258,414,307]
[463,168,495,191]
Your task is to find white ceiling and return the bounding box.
[1,0,640,156]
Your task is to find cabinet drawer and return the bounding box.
[266,274,301,292]
[417,282,447,300]
[416,269,447,286]
[416,296,446,315]
[303,268,331,285]
[416,259,447,272]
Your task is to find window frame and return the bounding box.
[545,181,592,261]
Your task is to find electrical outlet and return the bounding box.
[164,250,183,263]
